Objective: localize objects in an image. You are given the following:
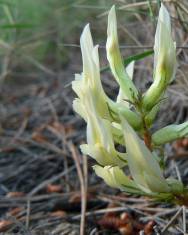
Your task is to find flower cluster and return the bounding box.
[72,4,188,202]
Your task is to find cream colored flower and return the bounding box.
[80,113,127,167]
[93,165,140,194]
[72,24,141,129]
[72,24,139,167]
[72,24,109,120]
[120,115,170,193]
[106,6,138,103]
[142,3,176,111]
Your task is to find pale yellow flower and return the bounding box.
[80,113,127,167]
[106,6,138,103]
[93,165,140,194]
[142,3,176,111]
[72,24,109,120]
[120,115,170,193]
[72,24,141,129]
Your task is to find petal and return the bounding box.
[120,115,170,193]
[144,172,171,193]
[84,115,127,167]
[117,61,135,106]
[72,98,87,120]
[80,24,94,80]
[154,3,176,83]
[93,165,140,193]
[81,144,127,167]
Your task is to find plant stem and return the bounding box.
[143,130,152,150]
[137,103,152,150]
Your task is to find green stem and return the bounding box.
[137,103,152,150]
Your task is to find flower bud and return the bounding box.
[145,104,160,127]
[152,121,188,146]
[110,102,143,130]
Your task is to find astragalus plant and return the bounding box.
[72,4,188,204]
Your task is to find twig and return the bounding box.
[172,160,182,182]
[9,216,33,235]
[153,225,162,235]
[182,205,186,233]
[25,200,31,229]
[69,142,86,235]
[28,165,75,196]
[73,206,149,219]
[161,207,182,233]
[89,227,98,235]
[10,117,28,145]
[97,0,173,18]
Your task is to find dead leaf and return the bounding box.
[7,207,23,217]
[6,192,25,198]
[46,184,63,193]
[49,210,67,218]
[0,220,12,232]
[32,132,48,143]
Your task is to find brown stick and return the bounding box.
[69,142,87,235]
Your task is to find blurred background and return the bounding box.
[0,0,188,234]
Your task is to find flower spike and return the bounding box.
[72,3,185,204]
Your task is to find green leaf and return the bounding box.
[101,49,153,73]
